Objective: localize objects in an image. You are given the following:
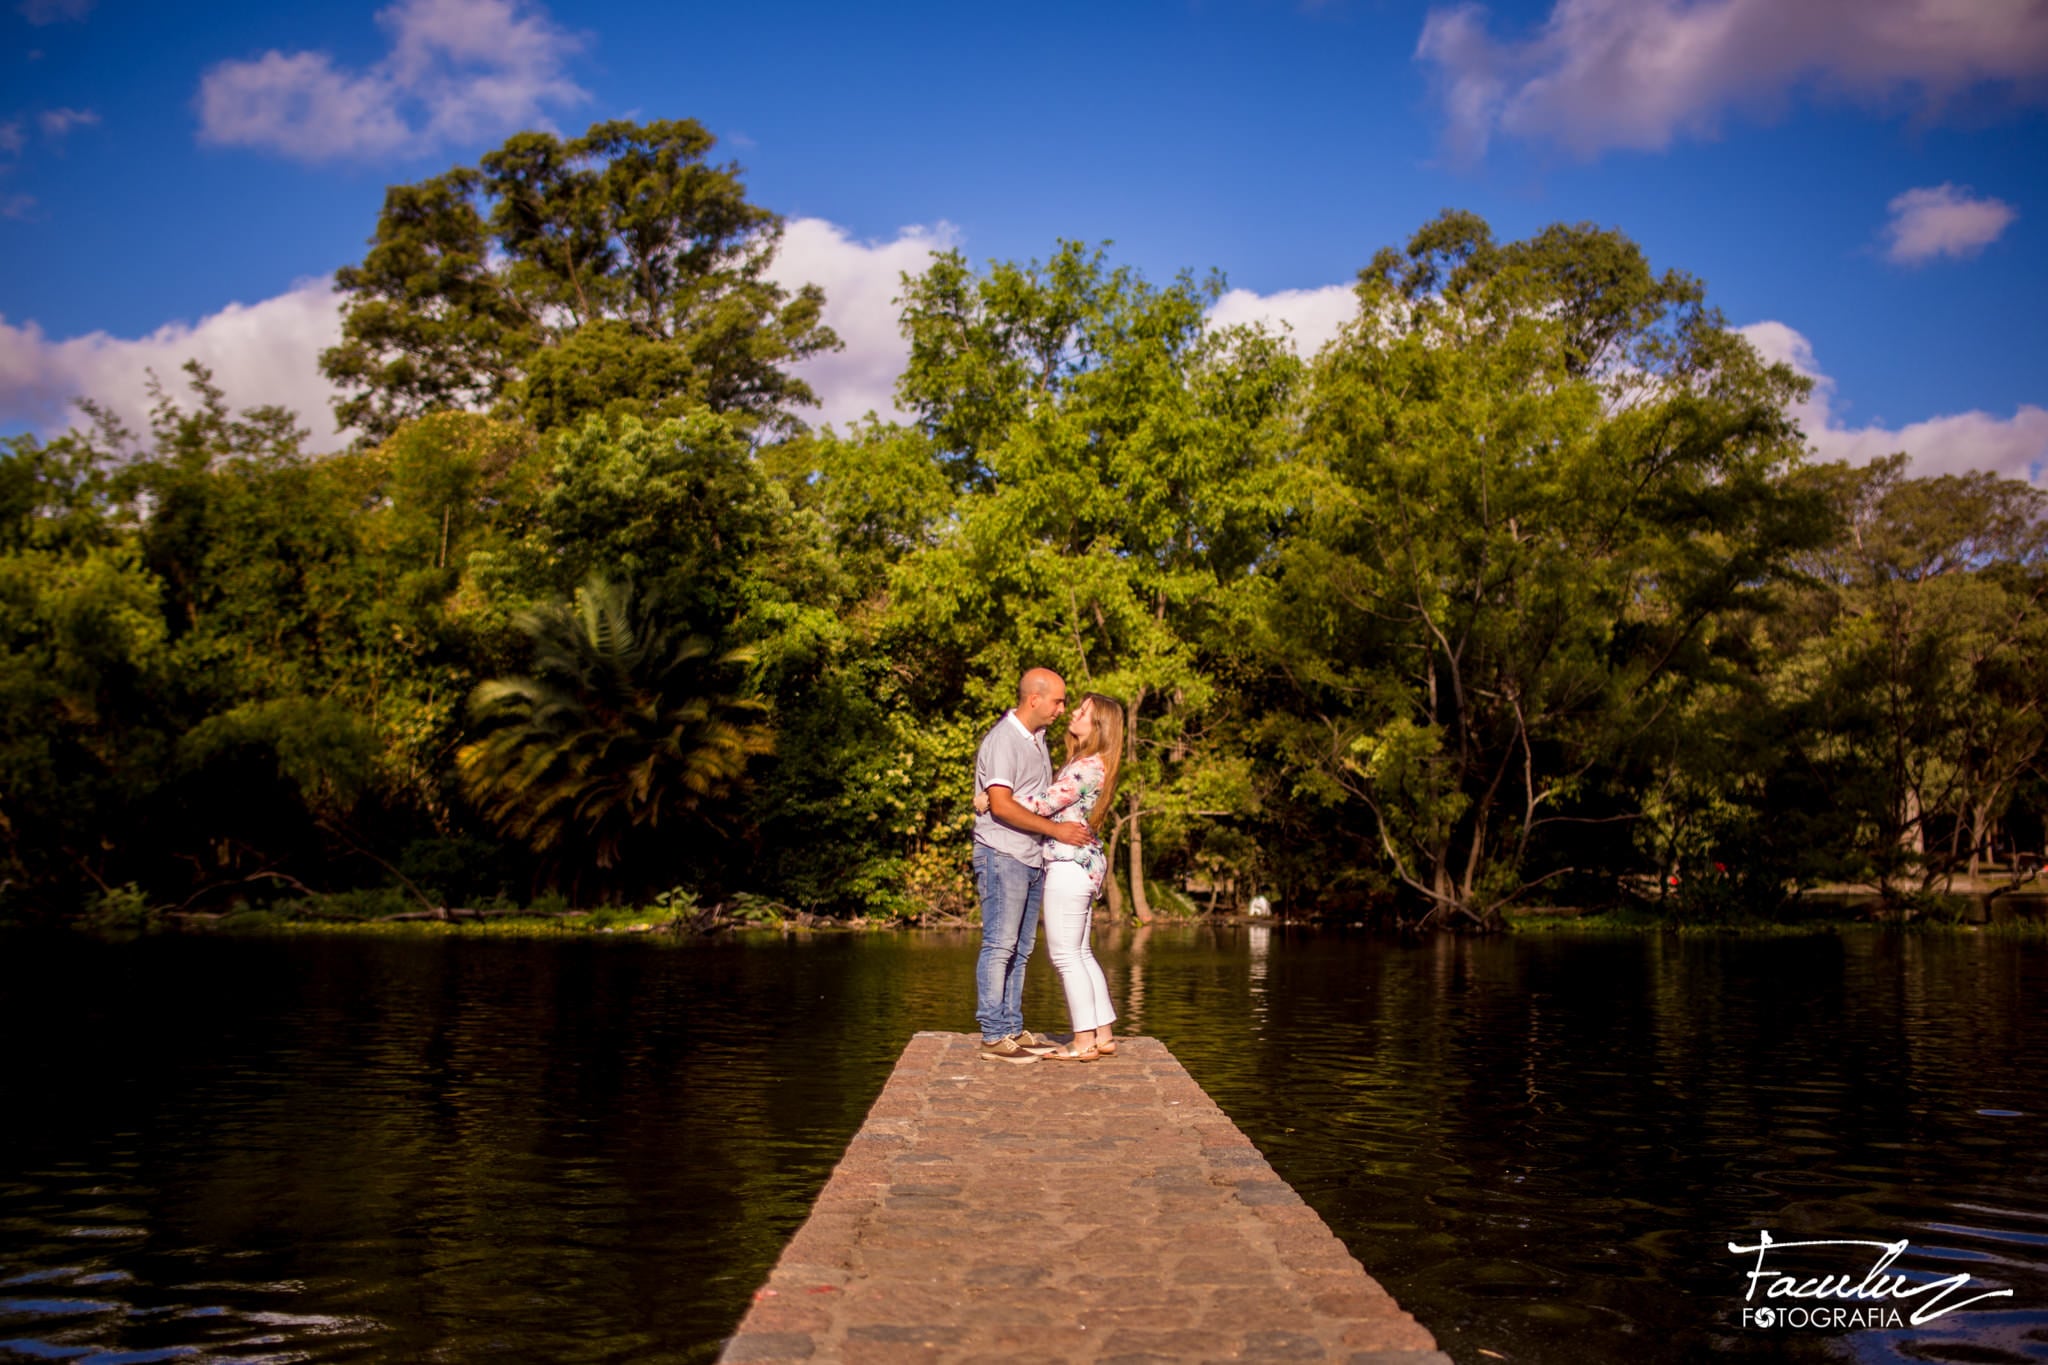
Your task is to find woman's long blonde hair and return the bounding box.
[1065,693,1124,834]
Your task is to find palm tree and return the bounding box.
[457,575,772,883]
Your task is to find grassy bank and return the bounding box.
[190,906,778,938]
[1504,907,1835,936]
[19,881,2048,940]
[27,875,1207,939]
[1503,905,2048,937]
[39,884,857,939]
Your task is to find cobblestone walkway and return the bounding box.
[721,1032,1452,1364]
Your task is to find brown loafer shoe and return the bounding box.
[979,1036,1039,1064]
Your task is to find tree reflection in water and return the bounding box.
[1,927,2043,1364]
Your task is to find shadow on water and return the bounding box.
[2,926,2046,1363]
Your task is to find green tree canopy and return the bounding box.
[1771,457,2048,894]
[457,574,771,893]
[19,202,2048,929]
[321,119,840,442]
[1272,213,1832,928]
[892,241,1303,917]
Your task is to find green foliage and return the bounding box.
[1748,456,2048,896]
[1268,211,1830,928]
[14,198,2048,931]
[457,574,772,892]
[83,882,158,933]
[725,892,789,928]
[0,432,172,902]
[892,239,1303,918]
[528,411,782,623]
[322,119,838,441]
[181,697,378,817]
[650,885,701,927]
[302,885,420,920]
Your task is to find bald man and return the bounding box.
[972,667,1094,1063]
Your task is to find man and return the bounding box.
[973,667,1093,1064]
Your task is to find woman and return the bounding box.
[977,693,1124,1061]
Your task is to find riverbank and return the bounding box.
[16,894,2048,941]
[1504,886,2048,934]
[18,868,2048,939]
[154,900,842,938]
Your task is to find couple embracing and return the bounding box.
[971,667,1123,1065]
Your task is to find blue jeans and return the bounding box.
[973,843,1044,1042]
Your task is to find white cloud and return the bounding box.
[197,0,585,162]
[36,106,98,139]
[1883,183,2017,264]
[199,52,412,161]
[0,193,35,220]
[0,121,23,156]
[1741,320,2048,482]
[0,218,961,446]
[765,218,959,430]
[8,258,2036,491]
[766,231,1368,430]
[1207,283,1357,357]
[17,0,93,23]
[1419,0,2048,159]
[0,280,351,447]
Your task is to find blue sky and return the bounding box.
[3,0,2045,477]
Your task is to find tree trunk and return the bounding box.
[1103,822,1124,919]
[1128,789,1152,923]
[1970,803,1990,881]
[1127,686,1152,923]
[1430,860,1455,919]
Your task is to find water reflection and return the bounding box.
[1,934,990,1363]
[1,928,2044,1363]
[1133,928,2048,1365]
[1246,921,1272,1027]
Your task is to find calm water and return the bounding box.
[2,927,2045,1364]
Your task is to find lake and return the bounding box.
[3,926,2045,1363]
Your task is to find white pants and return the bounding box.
[1042,861,1116,1033]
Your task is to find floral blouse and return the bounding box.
[1021,754,1108,898]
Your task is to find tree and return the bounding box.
[0,367,406,909]
[1773,457,2048,896]
[0,429,169,904]
[457,575,772,894]
[739,421,973,918]
[520,411,787,628]
[1271,212,1827,929]
[322,120,839,442]
[892,242,1303,917]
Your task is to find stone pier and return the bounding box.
[721,1032,1451,1364]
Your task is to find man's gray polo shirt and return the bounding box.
[974,711,1052,868]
